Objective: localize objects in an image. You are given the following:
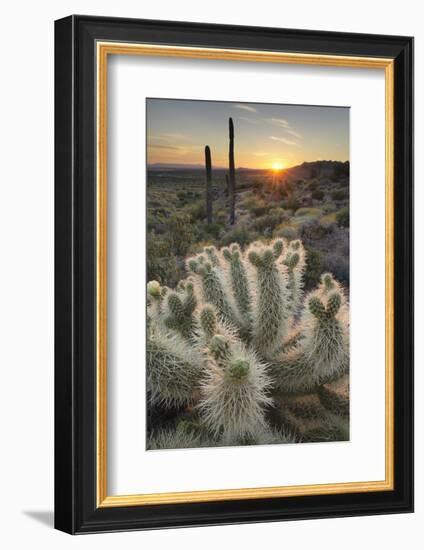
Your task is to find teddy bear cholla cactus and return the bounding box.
[146,238,349,449]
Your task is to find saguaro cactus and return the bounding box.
[205,145,213,224]
[228,118,236,224]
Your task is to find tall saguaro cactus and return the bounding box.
[228,118,236,224]
[205,145,213,224]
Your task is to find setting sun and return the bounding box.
[271,162,285,171]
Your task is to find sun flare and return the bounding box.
[271,162,285,172]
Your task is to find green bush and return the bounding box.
[295,207,322,218]
[284,197,301,211]
[312,189,325,201]
[250,200,272,217]
[336,207,349,228]
[202,222,223,240]
[167,212,195,256]
[220,224,258,248]
[187,201,206,222]
[147,234,178,287]
[331,189,349,201]
[253,207,287,233]
[273,225,298,240]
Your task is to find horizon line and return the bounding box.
[147,159,350,170]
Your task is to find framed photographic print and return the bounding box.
[54,15,414,534]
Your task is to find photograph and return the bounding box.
[146,98,350,450]
[52,13,413,535]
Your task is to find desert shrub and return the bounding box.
[320,212,337,227]
[241,194,258,211]
[300,219,328,241]
[312,189,325,201]
[322,253,349,287]
[308,181,318,192]
[273,225,298,240]
[167,212,195,256]
[220,224,258,248]
[215,209,228,223]
[251,179,263,190]
[187,201,206,222]
[284,197,301,211]
[202,222,223,240]
[237,179,252,190]
[295,207,322,218]
[336,207,349,228]
[331,189,349,201]
[147,234,178,286]
[253,207,287,233]
[250,199,272,217]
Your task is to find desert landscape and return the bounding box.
[146,100,350,450]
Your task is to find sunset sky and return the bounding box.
[146,99,349,170]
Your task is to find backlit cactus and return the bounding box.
[147,237,349,449]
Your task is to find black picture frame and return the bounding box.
[55,15,414,534]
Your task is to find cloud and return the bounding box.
[151,133,187,141]
[234,104,257,113]
[267,118,302,140]
[269,136,299,146]
[269,117,290,128]
[284,127,302,139]
[148,144,184,151]
[238,116,257,124]
[158,132,187,140]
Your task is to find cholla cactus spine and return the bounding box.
[146,328,204,408]
[247,240,289,357]
[199,342,272,444]
[187,254,240,330]
[222,243,253,339]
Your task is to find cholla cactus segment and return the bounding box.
[187,255,240,330]
[222,243,253,340]
[209,334,231,364]
[247,241,289,357]
[147,280,161,299]
[204,246,220,267]
[147,329,205,408]
[198,343,272,444]
[200,305,217,341]
[162,284,197,339]
[249,426,297,446]
[147,423,209,450]
[272,286,349,392]
[282,239,306,316]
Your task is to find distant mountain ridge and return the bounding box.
[283,160,349,181]
[147,160,349,176]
